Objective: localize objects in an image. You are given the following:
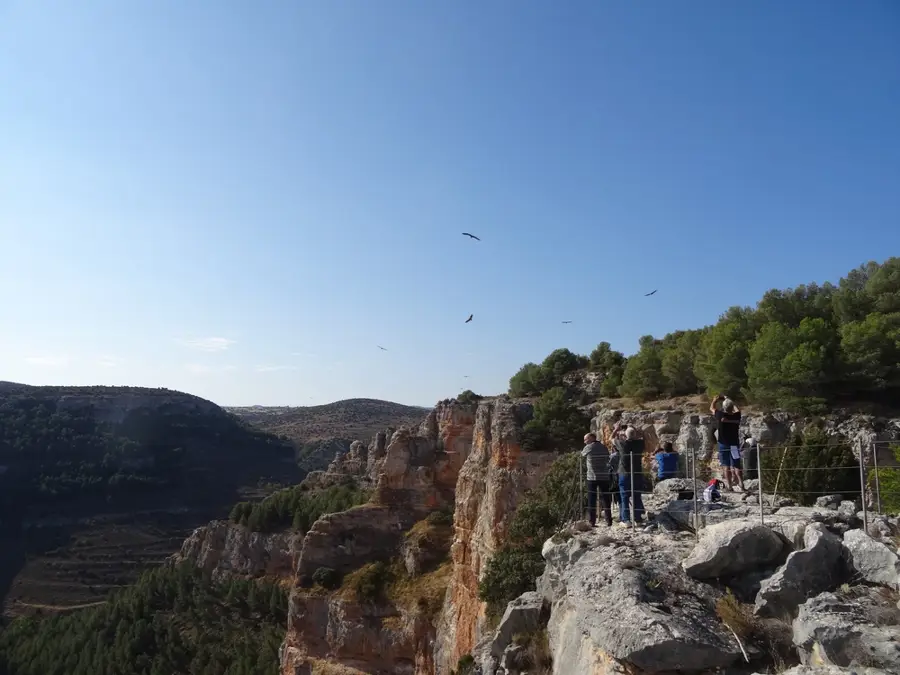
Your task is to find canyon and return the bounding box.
[172,393,900,674]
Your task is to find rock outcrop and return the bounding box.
[755,523,846,618]
[682,519,786,580]
[280,398,560,675]
[432,401,558,673]
[173,519,298,581]
[793,588,900,671]
[538,529,742,674]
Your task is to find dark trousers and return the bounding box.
[618,474,646,523]
[587,479,613,526]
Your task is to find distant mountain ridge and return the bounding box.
[225,398,430,444]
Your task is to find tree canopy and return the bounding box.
[507,257,900,410]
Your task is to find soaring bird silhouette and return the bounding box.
[562,320,573,324]
[465,314,473,323]
[377,345,388,351]
[462,232,481,241]
[644,290,658,297]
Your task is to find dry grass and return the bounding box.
[511,628,553,673]
[715,590,795,671]
[388,561,452,619]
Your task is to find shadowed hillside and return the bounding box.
[226,398,429,444]
[0,384,300,618]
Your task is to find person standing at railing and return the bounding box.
[581,432,613,527]
[710,394,744,491]
[615,426,646,526]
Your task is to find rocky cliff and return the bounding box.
[166,395,900,675]
[277,397,562,675]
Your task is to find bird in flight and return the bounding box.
[377,345,388,351]
[462,232,481,241]
[561,320,573,324]
[644,290,658,297]
[465,314,473,323]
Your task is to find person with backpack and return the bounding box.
[581,432,613,527]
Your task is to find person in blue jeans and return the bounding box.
[711,394,743,490]
[614,426,646,525]
[655,442,679,481]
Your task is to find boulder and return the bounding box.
[652,477,703,499]
[755,523,846,618]
[793,589,900,671]
[773,505,862,531]
[477,591,545,675]
[815,495,842,510]
[682,519,786,580]
[842,529,900,589]
[540,530,741,674]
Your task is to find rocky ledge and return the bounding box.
[478,488,900,675]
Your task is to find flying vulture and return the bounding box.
[462,232,481,241]
[377,345,388,351]
[465,314,473,323]
[562,320,573,324]
[644,290,658,297]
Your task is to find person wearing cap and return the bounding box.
[710,394,743,490]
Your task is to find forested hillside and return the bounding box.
[0,385,299,619]
[0,564,286,675]
[510,257,900,412]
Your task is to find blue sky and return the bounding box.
[1,1,899,407]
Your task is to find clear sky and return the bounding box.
[1,1,899,407]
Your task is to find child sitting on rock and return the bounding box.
[703,479,723,503]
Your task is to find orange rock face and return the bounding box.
[280,398,557,675]
[433,401,557,673]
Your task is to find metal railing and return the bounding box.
[572,439,900,537]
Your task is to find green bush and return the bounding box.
[231,482,370,533]
[453,654,476,675]
[345,561,392,602]
[478,547,545,618]
[312,567,341,590]
[426,508,454,526]
[457,390,483,405]
[870,445,900,516]
[760,427,859,506]
[521,387,591,452]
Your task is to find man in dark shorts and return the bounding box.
[710,394,743,490]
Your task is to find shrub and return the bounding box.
[457,389,483,405]
[760,427,859,506]
[521,387,591,453]
[311,567,341,590]
[870,445,900,515]
[344,561,392,602]
[453,655,476,675]
[478,547,545,618]
[426,508,454,526]
[232,482,370,533]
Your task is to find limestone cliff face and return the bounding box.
[281,399,480,675]
[172,519,299,581]
[432,401,558,674]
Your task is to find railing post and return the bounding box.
[858,442,869,535]
[872,441,882,515]
[578,453,584,522]
[691,443,699,536]
[757,442,765,525]
[630,455,636,531]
